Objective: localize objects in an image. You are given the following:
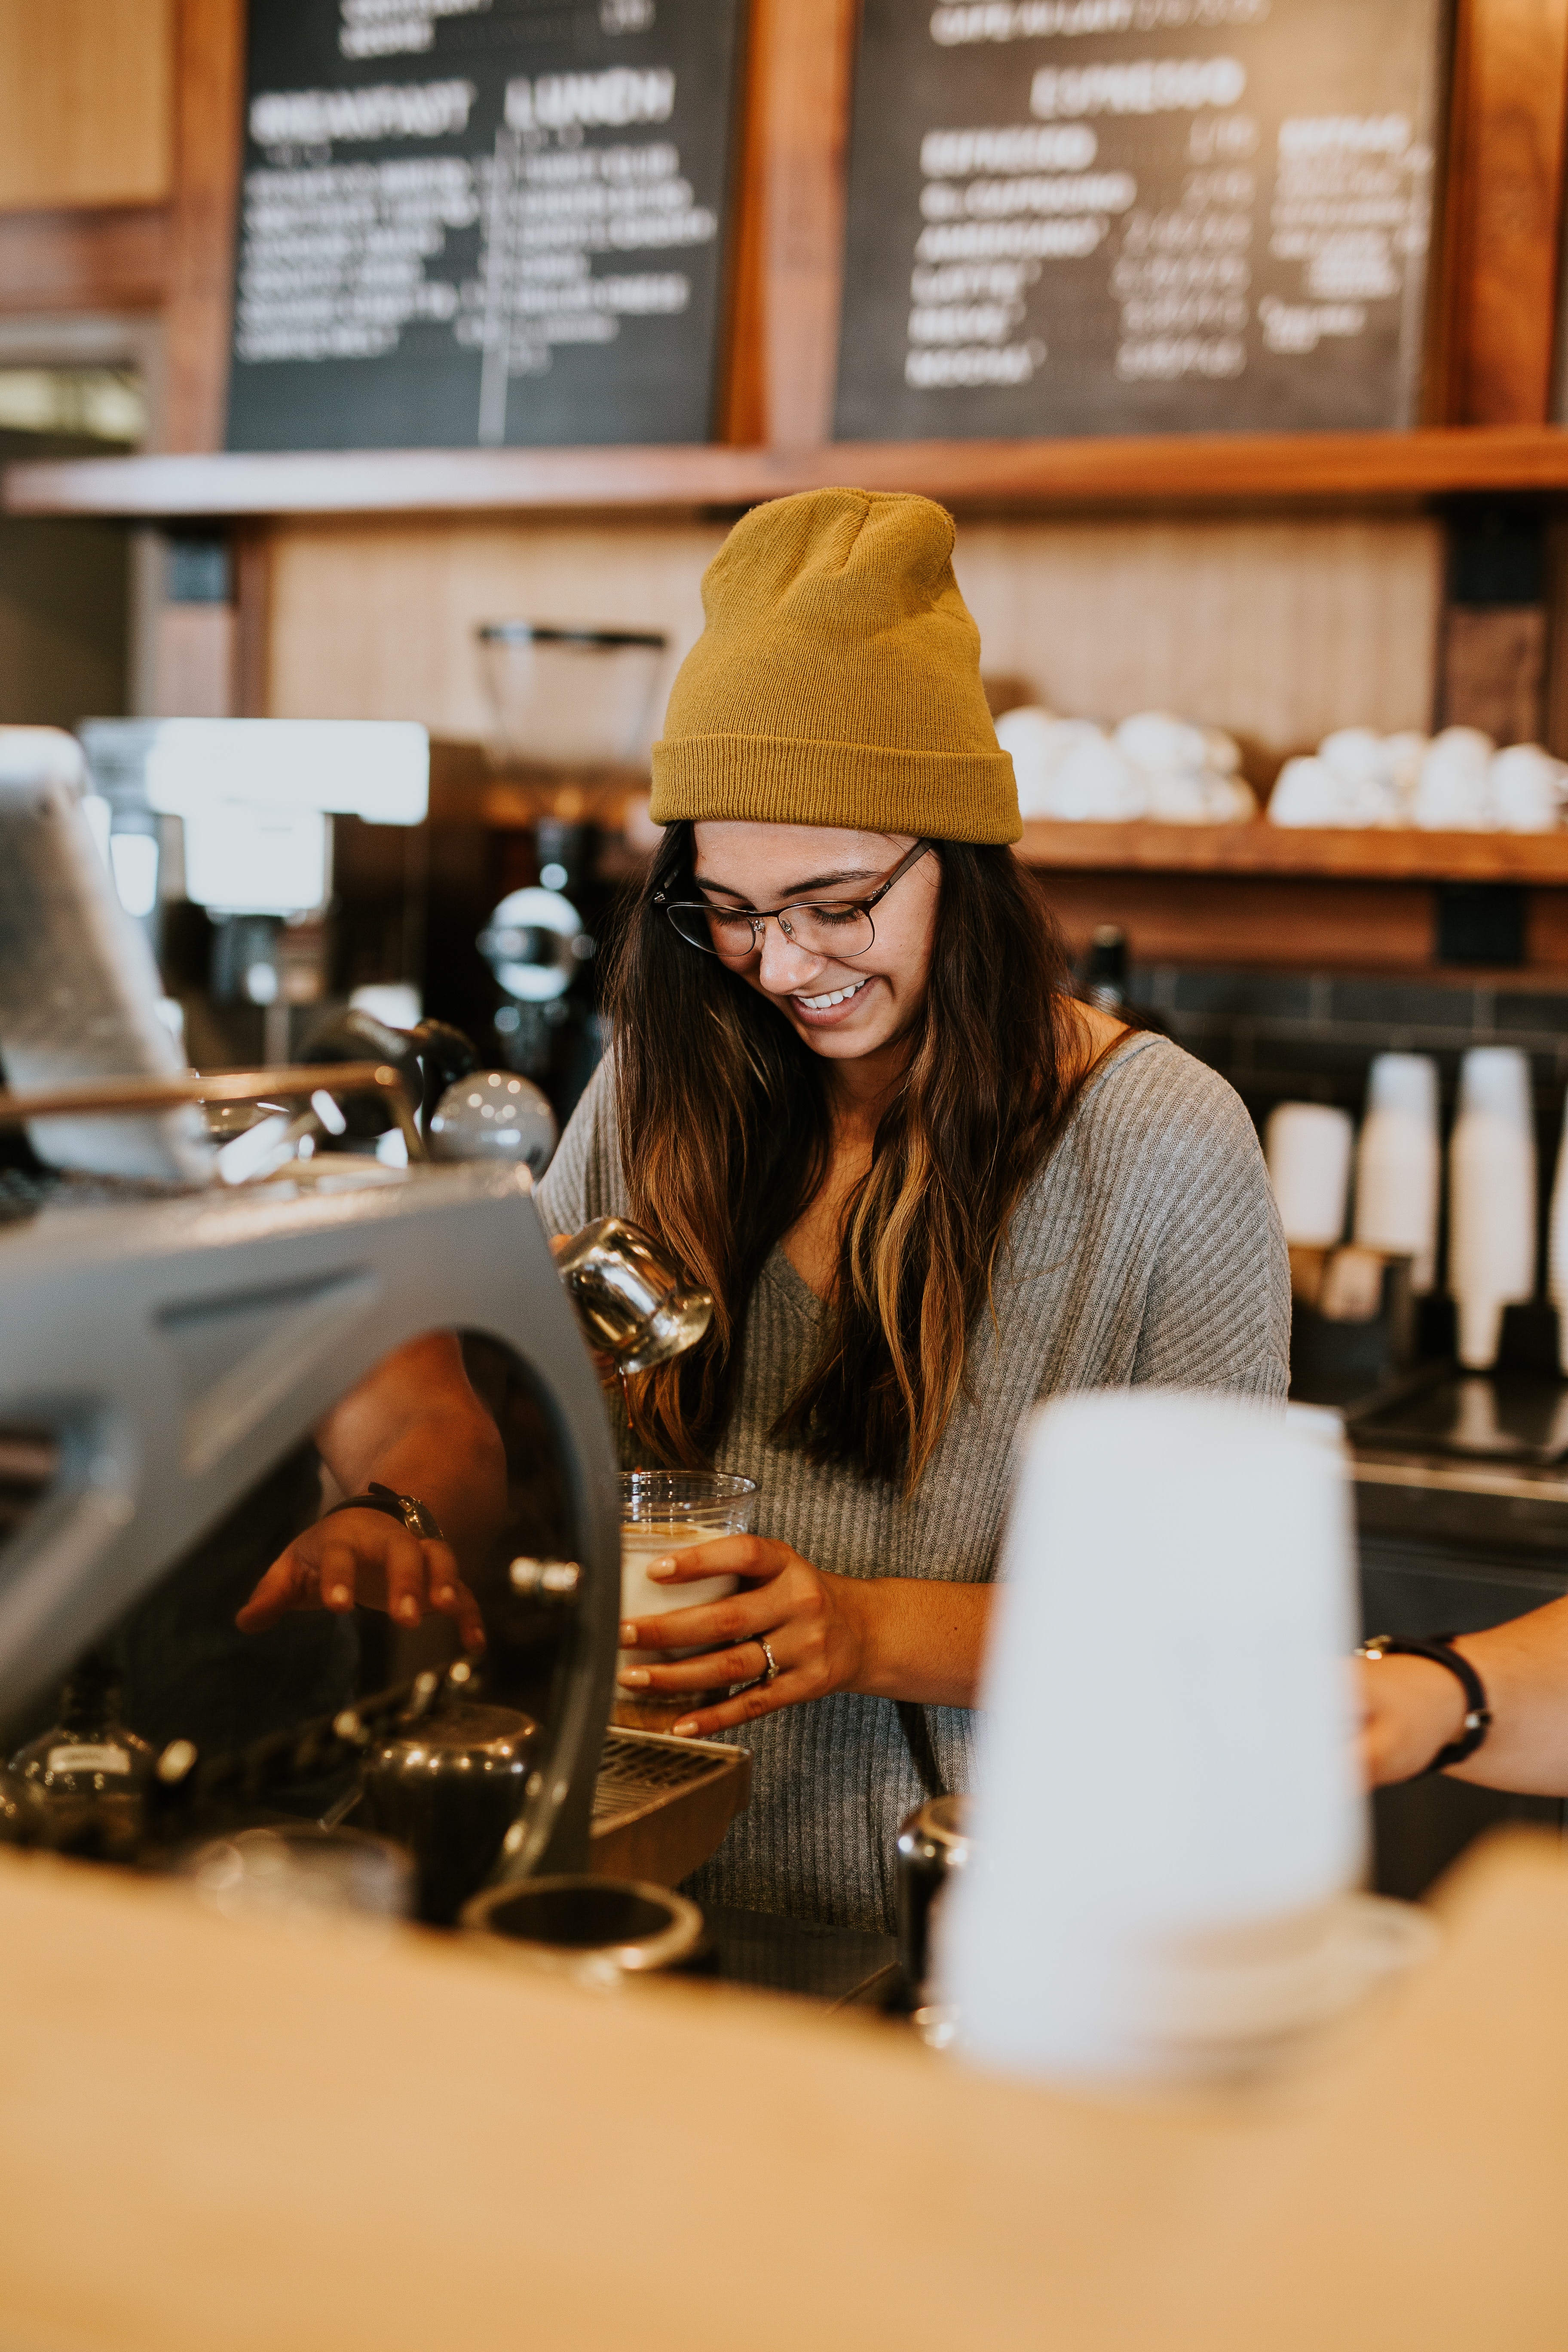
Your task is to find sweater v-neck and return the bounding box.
[764,1238,826,1325]
[761,1029,1156,1322]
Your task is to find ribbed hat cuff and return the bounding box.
[650,733,1022,845]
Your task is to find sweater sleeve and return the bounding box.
[532,1053,625,1237]
[1123,1048,1292,1400]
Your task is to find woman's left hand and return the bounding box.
[616,1535,870,1737]
[1357,1650,1466,1785]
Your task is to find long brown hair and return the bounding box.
[606,822,1089,1491]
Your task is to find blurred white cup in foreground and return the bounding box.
[1265,1101,1354,1248]
[940,1390,1365,2085]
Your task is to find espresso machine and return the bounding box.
[0,729,744,1943]
[0,1144,622,1883]
[77,717,431,1067]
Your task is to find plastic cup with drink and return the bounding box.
[616,1470,759,1730]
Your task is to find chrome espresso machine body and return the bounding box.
[0,1155,622,1886]
[0,725,737,1936]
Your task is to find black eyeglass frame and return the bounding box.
[654,839,935,959]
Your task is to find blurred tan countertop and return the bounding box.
[1,1831,1567,2351]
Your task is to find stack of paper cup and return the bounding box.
[1352,1053,1441,1292]
[1449,1047,1537,1370]
[1546,1098,1568,1374]
[1264,1102,1354,1247]
[940,1390,1364,2085]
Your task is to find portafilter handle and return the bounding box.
[554,1214,713,1374]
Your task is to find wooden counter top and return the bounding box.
[2,1831,1567,2349]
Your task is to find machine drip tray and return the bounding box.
[588,1727,751,1888]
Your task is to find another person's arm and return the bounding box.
[1361,1596,1568,1795]
[236,1333,505,1650]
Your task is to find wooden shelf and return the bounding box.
[13,424,1568,521]
[1017,820,1568,883]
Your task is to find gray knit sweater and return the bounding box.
[537,1032,1290,1932]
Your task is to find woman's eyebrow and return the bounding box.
[694,868,878,900]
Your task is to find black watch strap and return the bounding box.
[323,1482,444,1544]
[1359,1633,1491,1775]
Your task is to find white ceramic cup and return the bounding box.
[1490,743,1565,834]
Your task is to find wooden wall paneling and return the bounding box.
[1031,873,1446,973]
[0,0,175,214]
[954,513,1445,763]
[747,0,860,445]
[1438,600,1548,733]
[231,522,270,717]
[1424,0,1471,421]
[1526,880,1568,957]
[0,208,170,315]
[161,0,245,453]
[716,0,769,441]
[257,512,1442,754]
[1541,509,1568,753]
[1437,0,1568,424]
[150,603,236,716]
[263,516,730,733]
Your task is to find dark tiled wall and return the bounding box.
[1130,967,1568,1222]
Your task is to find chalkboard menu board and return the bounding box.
[227,0,746,450]
[835,0,1448,441]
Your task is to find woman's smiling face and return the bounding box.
[690,821,941,1065]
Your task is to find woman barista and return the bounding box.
[537,487,1291,1932]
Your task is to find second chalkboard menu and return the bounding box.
[227,0,746,451]
[835,0,1448,441]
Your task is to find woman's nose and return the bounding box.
[756,915,825,992]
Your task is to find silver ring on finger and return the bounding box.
[758,1636,779,1685]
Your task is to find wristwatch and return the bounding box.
[323,1481,445,1543]
[1357,1632,1492,1775]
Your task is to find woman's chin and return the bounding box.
[791,1011,897,1057]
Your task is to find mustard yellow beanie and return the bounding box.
[649,487,1021,845]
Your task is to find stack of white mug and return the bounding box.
[1264,1049,1565,1372]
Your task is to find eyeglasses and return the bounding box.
[656,839,933,962]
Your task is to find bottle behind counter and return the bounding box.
[9,1649,156,1857]
[1081,924,1128,1013]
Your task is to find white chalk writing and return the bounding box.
[1030,55,1246,114]
[338,0,492,62]
[931,0,1268,43]
[250,79,477,148]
